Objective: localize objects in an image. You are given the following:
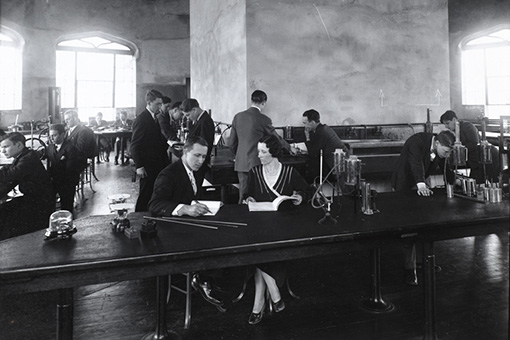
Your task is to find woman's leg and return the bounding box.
[260,270,281,303]
[252,268,267,313]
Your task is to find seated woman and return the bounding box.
[243,134,309,325]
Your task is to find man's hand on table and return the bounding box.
[416,182,433,196]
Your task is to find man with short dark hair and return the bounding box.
[149,136,226,311]
[130,89,169,212]
[392,130,456,196]
[112,110,133,165]
[229,90,293,203]
[64,110,97,171]
[391,129,456,285]
[300,109,349,183]
[46,124,84,215]
[180,98,215,170]
[0,132,54,240]
[440,110,499,183]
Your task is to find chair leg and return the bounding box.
[232,268,251,303]
[167,273,193,329]
[286,278,300,299]
[184,273,192,329]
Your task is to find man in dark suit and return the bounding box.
[149,136,226,310]
[0,132,54,240]
[229,90,293,203]
[440,110,499,183]
[301,109,349,183]
[46,124,84,216]
[392,130,456,195]
[130,89,169,212]
[64,110,97,171]
[391,130,455,285]
[180,98,215,169]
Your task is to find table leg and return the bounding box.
[360,247,394,313]
[142,275,179,340]
[56,287,74,340]
[422,242,439,340]
[120,137,126,164]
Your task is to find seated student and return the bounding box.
[45,124,85,216]
[298,109,349,183]
[391,130,455,285]
[440,110,499,183]
[89,111,111,162]
[149,136,226,311]
[0,132,54,240]
[243,134,309,325]
[112,110,133,165]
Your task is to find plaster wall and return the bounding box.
[189,0,247,120]
[0,0,190,126]
[190,0,450,126]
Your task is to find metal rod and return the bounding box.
[144,216,218,230]
[161,216,245,227]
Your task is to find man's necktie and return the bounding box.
[190,174,197,195]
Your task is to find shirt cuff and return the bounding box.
[172,204,185,216]
[416,182,427,190]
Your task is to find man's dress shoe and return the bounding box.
[191,274,224,307]
[405,269,418,286]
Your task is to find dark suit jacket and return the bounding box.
[148,159,205,216]
[130,109,169,177]
[305,123,348,181]
[66,123,97,163]
[0,147,54,207]
[46,140,84,186]
[156,112,179,142]
[188,111,215,163]
[229,107,290,172]
[391,132,454,191]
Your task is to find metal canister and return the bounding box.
[467,179,476,197]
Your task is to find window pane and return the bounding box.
[77,52,113,81]
[0,45,22,110]
[115,55,136,107]
[461,49,485,105]
[56,50,76,108]
[487,77,510,104]
[486,46,510,76]
[77,80,113,108]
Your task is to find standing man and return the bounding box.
[158,98,183,161]
[229,90,293,203]
[391,130,455,285]
[0,132,54,240]
[300,109,349,183]
[46,124,84,216]
[149,136,226,310]
[64,110,97,171]
[89,111,111,162]
[130,89,169,212]
[180,98,215,174]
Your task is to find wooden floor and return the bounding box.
[0,160,508,340]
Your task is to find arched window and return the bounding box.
[460,25,510,118]
[0,26,24,110]
[56,32,138,121]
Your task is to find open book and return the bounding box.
[248,195,299,212]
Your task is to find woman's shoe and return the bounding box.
[272,299,285,313]
[248,310,264,325]
[248,302,265,325]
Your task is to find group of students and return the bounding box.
[136,88,501,323]
[0,88,499,324]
